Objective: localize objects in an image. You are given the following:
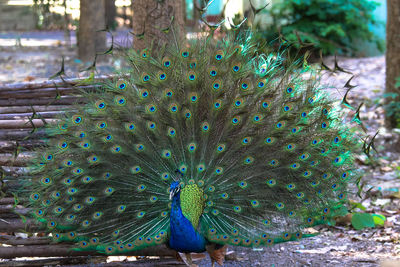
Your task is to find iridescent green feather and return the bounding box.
[19,29,361,253]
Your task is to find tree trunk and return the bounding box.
[385,0,400,129]
[193,0,200,29]
[63,0,71,47]
[182,0,187,25]
[78,0,107,62]
[105,0,117,30]
[131,0,185,51]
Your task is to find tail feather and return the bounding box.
[21,30,360,253]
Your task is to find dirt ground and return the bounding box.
[1,32,400,267]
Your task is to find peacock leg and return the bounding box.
[185,253,192,266]
[178,252,198,267]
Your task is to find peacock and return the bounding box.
[19,26,362,266]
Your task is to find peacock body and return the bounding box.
[22,29,360,264]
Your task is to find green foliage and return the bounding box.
[351,212,386,230]
[383,76,400,128]
[349,200,367,211]
[396,76,400,88]
[32,0,66,29]
[259,0,381,55]
[372,214,386,226]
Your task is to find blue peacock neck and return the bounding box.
[169,189,207,253]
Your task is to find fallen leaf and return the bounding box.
[381,259,400,267]
[373,198,391,206]
[351,213,375,230]
[372,214,386,227]
[303,227,319,234]
[336,213,352,225]
[384,220,394,228]
[23,76,35,82]
[380,166,393,172]
[389,192,400,199]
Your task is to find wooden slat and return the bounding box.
[0,205,29,216]
[0,129,47,140]
[0,152,34,167]
[0,85,100,99]
[0,218,39,232]
[0,85,92,94]
[0,88,78,99]
[0,256,108,267]
[0,119,58,129]
[0,76,111,92]
[0,111,65,120]
[0,140,46,153]
[70,258,188,267]
[0,235,50,246]
[0,96,81,106]
[0,105,71,114]
[0,244,177,259]
[0,212,21,219]
[0,197,19,205]
[1,180,27,192]
[1,166,31,175]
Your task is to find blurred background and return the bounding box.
[0,0,388,83]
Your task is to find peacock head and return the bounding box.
[169,181,181,200]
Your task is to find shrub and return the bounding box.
[259,0,381,55]
[383,77,400,128]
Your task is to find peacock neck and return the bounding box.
[169,189,207,253]
[170,191,183,215]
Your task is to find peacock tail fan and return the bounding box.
[22,28,361,254]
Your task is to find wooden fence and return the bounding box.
[0,78,186,266]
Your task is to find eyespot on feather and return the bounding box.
[240,78,251,91]
[72,115,83,125]
[233,98,244,108]
[261,98,271,110]
[116,79,127,90]
[140,48,149,58]
[214,99,222,110]
[180,48,190,58]
[208,66,218,77]
[141,73,150,83]
[231,62,241,73]
[157,70,167,81]
[286,84,295,94]
[212,79,222,91]
[188,92,199,103]
[257,78,267,89]
[214,50,224,61]
[162,56,171,68]
[189,58,197,69]
[95,100,106,110]
[164,88,174,98]
[187,70,196,81]
[233,45,243,53]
